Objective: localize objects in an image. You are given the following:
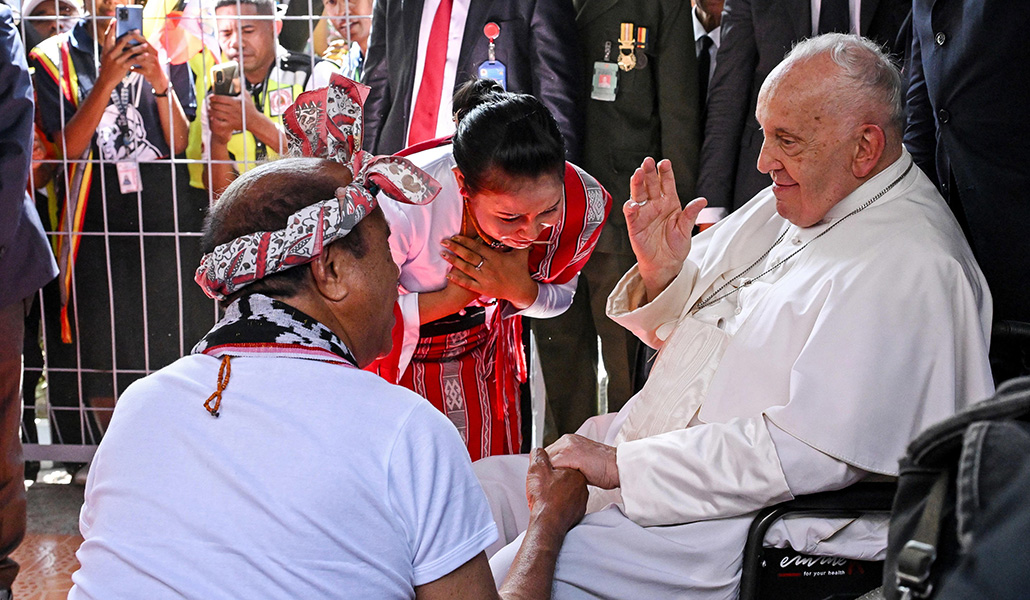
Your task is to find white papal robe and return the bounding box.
[480,151,995,599]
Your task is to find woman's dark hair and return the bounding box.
[451,79,566,194]
[201,157,369,306]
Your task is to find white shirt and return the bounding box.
[379,144,578,375]
[691,7,720,83]
[810,0,861,35]
[693,6,725,229]
[605,151,994,527]
[70,354,497,599]
[409,0,472,141]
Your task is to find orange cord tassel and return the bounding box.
[204,355,232,418]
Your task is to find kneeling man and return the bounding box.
[480,34,994,598]
[69,157,587,599]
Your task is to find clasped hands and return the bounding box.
[626,157,708,302]
[526,449,589,534]
[518,435,616,535]
[440,235,539,310]
[546,434,620,490]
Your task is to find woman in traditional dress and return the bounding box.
[370,80,612,460]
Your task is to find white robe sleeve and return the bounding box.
[616,415,792,526]
[499,276,579,320]
[616,415,868,527]
[767,421,867,495]
[607,259,701,349]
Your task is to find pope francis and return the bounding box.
[478,33,994,599]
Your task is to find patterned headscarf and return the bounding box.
[195,74,441,301]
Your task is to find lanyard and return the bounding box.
[246,67,273,160]
[109,76,141,154]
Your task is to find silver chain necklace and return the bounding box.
[691,162,913,314]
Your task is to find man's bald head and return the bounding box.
[202,157,368,304]
[763,33,905,148]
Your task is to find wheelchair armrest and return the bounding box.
[993,320,1030,343]
[739,481,898,600]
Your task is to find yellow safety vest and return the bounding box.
[229,58,310,174]
[188,51,312,188]
[186,50,218,190]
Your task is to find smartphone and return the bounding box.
[211,61,240,96]
[115,4,143,45]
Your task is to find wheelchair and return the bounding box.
[739,481,897,600]
[738,320,1030,600]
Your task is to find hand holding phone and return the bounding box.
[211,61,240,96]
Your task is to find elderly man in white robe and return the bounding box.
[477,33,995,599]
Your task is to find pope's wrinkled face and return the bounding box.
[459,170,564,250]
[755,57,861,227]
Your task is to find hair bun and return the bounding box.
[452,78,506,123]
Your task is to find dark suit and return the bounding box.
[362,0,584,162]
[697,0,909,212]
[905,0,1030,377]
[0,5,58,591]
[533,0,700,437]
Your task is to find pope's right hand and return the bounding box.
[624,157,707,302]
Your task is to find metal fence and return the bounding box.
[15,0,370,465]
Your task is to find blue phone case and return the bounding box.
[116,5,143,46]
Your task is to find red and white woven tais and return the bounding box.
[195,74,441,301]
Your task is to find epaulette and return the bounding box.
[279,50,320,75]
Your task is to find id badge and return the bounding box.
[478,60,507,90]
[269,88,294,116]
[116,161,142,194]
[591,61,618,101]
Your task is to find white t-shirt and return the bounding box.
[69,354,497,599]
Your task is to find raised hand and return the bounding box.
[96,23,147,93]
[128,37,171,95]
[624,157,707,301]
[441,235,539,310]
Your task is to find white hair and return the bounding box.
[773,33,905,137]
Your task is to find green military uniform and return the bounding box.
[532,0,701,440]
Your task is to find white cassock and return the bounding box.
[478,151,995,599]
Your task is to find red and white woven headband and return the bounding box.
[195,74,440,300]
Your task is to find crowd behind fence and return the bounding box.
[13,0,371,466]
